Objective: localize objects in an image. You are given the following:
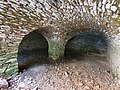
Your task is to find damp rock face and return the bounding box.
[0,0,120,78]
[17,30,49,71]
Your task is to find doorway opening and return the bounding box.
[64,30,107,60]
[17,30,49,72]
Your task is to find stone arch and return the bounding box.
[64,28,108,59]
[17,30,49,72]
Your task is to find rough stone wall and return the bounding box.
[0,26,30,76]
[0,25,29,57]
[0,0,120,78]
[0,0,119,59]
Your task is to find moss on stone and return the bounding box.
[48,41,64,61]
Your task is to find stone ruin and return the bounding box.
[0,0,120,78]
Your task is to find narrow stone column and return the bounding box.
[107,38,120,79]
[47,30,66,62]
[48,40,65,62]
[38,27,66,62]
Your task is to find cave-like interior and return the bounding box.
[64,30,107,59]
[17,30,49,72]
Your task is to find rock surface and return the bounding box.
[8,55,120,90]
[0,78,8,89]
[0,57,18,76]
[18,81,28,90]
[0,0,120,76]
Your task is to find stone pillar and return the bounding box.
[48,40,65,62]
[47,30,66,62]
[107,38,120,79]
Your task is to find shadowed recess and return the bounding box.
[17,30,49,72]
[64,30,107,59]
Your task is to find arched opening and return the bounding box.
[65,30,107,60]
[17,30,49,72]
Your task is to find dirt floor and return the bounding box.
[8,54,120,90]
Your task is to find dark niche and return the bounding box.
[65,30,107,58]
[17,30,49,72]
